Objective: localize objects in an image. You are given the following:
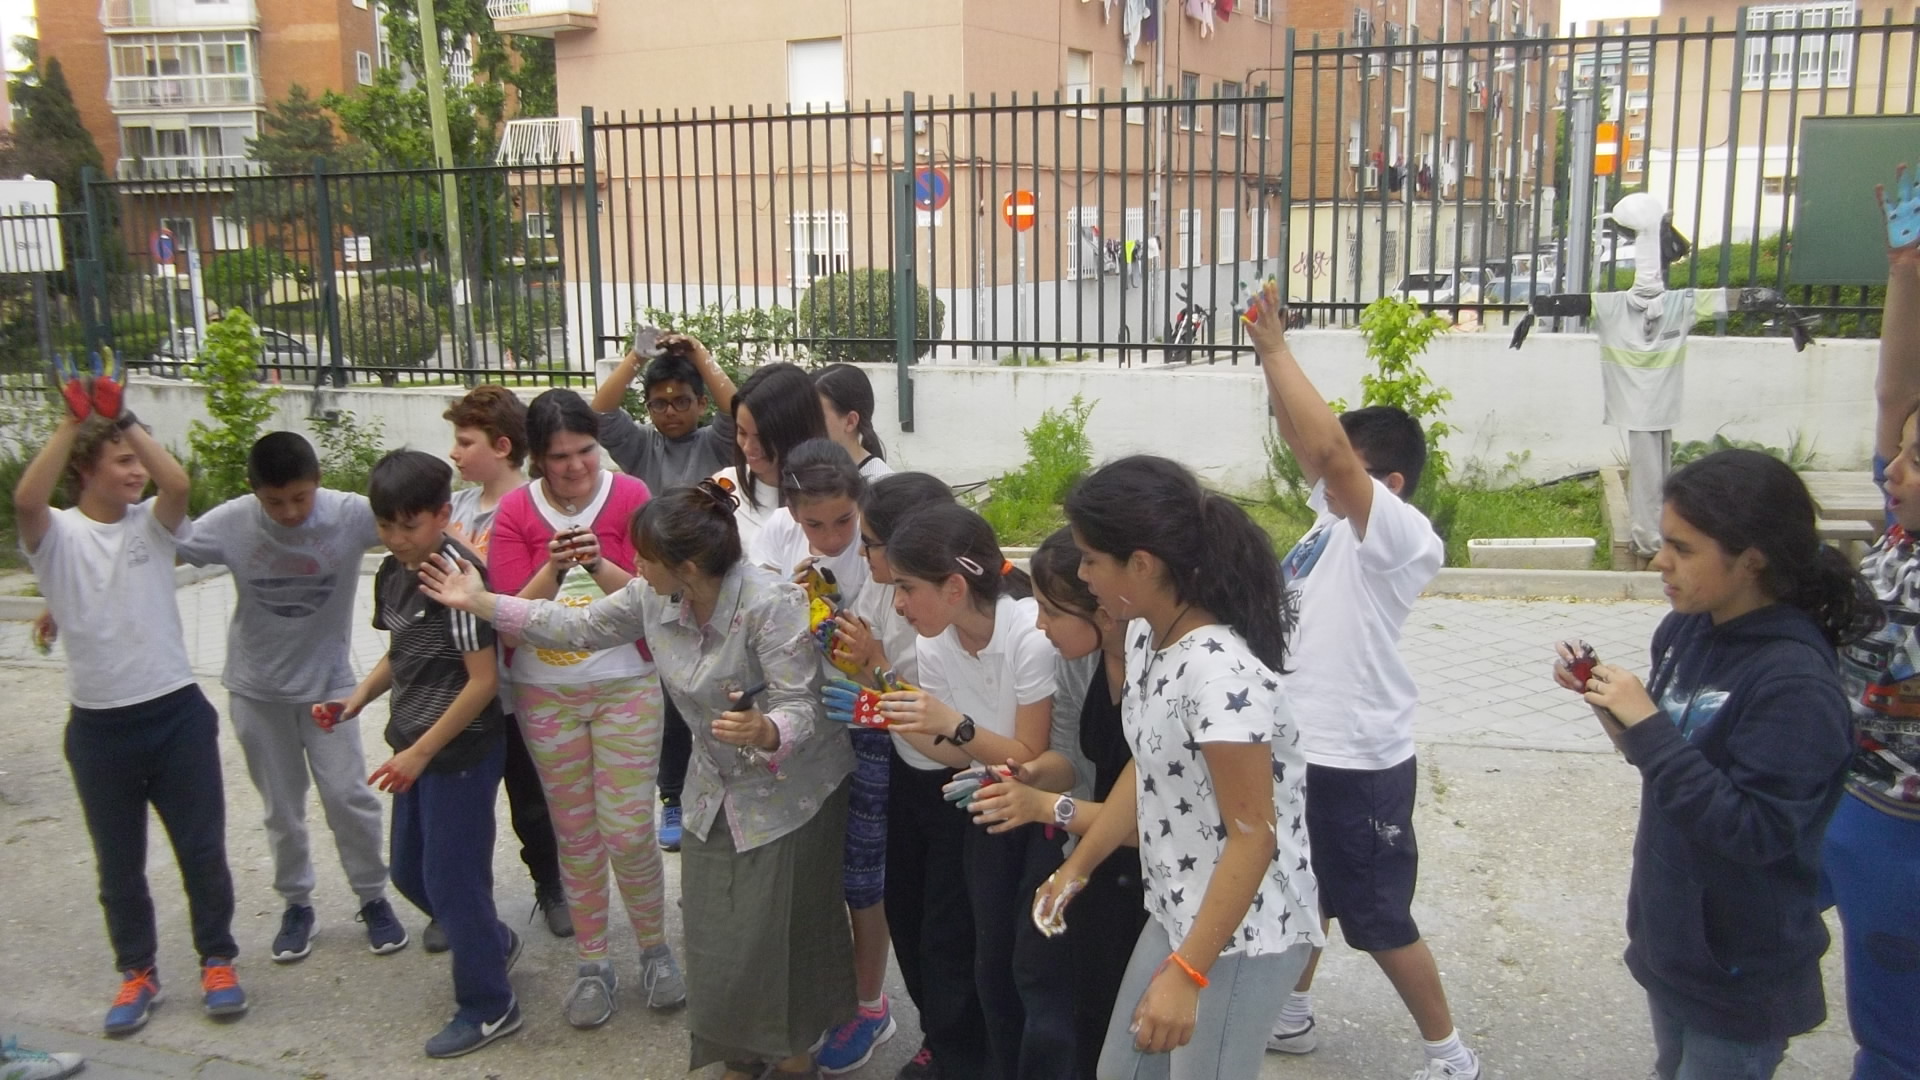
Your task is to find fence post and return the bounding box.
[1279,30,1297,289]
[581,105,606,362]
[1718,8,1749,334]
[78,166,108,360]
[313,158,346,389]
[893,92,917,433]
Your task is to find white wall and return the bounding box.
[119,328,1877,494]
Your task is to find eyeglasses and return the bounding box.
[860,537,886,555]
[646,395,698,415]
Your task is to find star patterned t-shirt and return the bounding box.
[1122,620,1323,958]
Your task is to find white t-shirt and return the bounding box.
[857,455,894,481]
[751,509,871,607]
[1279,478,1443,770]
[852,581,939,769]
[1592,288,1729,431]
[713,465,779,559]
[27,500,196,710]
[910,595,1057,765]
[1122,620,1323,958]
[510,472,653,687]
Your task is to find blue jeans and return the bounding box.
[1648,994,1787,1080]
[389,739,514,1024]
[1820,792,1920,1080]
[1097,921,1310,1080]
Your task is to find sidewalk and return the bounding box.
[0,585,1857,1079]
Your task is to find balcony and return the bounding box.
[100,0,259,30]
[116,155,264,180]
[497,117,582,166]
[109,75,263,111]
[486,0,596,37]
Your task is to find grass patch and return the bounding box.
[976,397,1093,546]
[1424,473,1609,568]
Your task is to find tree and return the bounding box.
[0,58,107,211]
[247,86,356,173]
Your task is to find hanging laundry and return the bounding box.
[1389,162,1406,192]
[1078,225,1106,277]
[1104,238,1123,276]
[1142,0,1159,43]
[1217,0,1234,21]
[1123,0,1149,60]
[1103,0,1117,20]
[1185,0,1215,37]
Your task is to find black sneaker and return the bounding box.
[271,905,315,963]
[358,898,409,955]
[422,919,449,954]
[532,882,573,938]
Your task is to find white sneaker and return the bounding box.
[1409,1054,1481,1080]
[1266,1016,1318,1054]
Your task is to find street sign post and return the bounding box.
[1002,191,1037,354]
[151,228,176,263]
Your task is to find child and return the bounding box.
[814,364,893,480]
[320,450,519,1059]
[443,386,570,943]
[175,432,404,962]
[718,362,831,554]
[1245,282,1476,1079]
[418,481,857,1079]
[13,379,247,1034]
[1822,161,1920,1080]
[761,439,894,1073]
[488,389,685,1027]
[878,503,1070,1080]
[832,472,985,1080]
[1045,454,1323,1079]
[1560,450,1876,1080]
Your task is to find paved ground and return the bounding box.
[0,581,1860,1079]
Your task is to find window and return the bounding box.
[1066,206,1100,280]
[1124,61,1147,124]
[1764,176,1797,196]
[1178,71,1200,129]
[1254,0,1273,20]
[1177,207,1199,266]
[377,37,392,71]
[1465,139,1477,178]
[1216,208,1237,264]
[1386,22,1406,69]
[1066,49,1092,109]
[1250,81,1270,138]
[1627,91,1648,113]
[1216,80,1240,135]
[1743,3,1857,89]
[210,216,248,251]
[355,50,372,85]
[1631,58,1650,76]
[1627,156,1645,173]
[787,37,845,109]
[353,0,368,7]
[1348,120,1362,166]
[1247,205,1272,261]
[525,213,556,239]
[789,211,850,284]
[1353,10,1377,76]
[1422,46,1439,81]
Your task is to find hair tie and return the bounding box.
[696,477,739,515]
[1001,559,1014,576]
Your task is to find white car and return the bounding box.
[1395,268,1490,305]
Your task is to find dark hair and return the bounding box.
[642,350,705,399]
[1065,455,1294,672]
[859,471,955,542]
[887,502,1033,608]
[732,363,829,504]
[65,415,125,498]
[814,363,885,462]
[368,449,453,521]
[631,479,742,579]
[443,385,529,469]
[1032,526,1101,627]
[780,438,866,508]
[247,431,321,489]
[1339,406,1428,499]
[1664,449,1883,648]
[525,389,601,477]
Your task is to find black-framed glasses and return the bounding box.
[647,395,698,415]
[860,537,886,555]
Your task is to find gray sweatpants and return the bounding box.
[228,693,388,909]
[1097,919,1312,1080]
[1628,428,1674,558]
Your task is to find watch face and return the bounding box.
[955,718,976,744]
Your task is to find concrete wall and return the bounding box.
[116,328,1876,494]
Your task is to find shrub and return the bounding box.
[635,302,798,383]
[312,408,387,493]
[343,285,438,384]
[497,301,551,365]
[204,248,313,312]
[1355,295,1454,483]
[189,309,279,502]
[979,396,1094,545]
[797,269,944,364]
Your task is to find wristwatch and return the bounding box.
[1052,795,1076,829]
[951,714,978,746]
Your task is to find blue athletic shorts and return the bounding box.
[1305,756,1422,952]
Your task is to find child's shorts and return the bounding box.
[842,728,891,909]
[1305,756,1422,952]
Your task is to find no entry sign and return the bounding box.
[1002,190,1037,231]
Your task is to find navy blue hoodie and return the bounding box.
[1619,604,1852,1043]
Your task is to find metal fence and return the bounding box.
[13,10,1914,387]
[0,208,99,378]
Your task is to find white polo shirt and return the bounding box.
[902,594,1057,769]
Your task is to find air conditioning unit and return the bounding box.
[1361,165,1381,191]
[1468,93,1486,112]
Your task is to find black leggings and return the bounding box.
[66,684,237,972]
[885,751,989,1075]
[501,714,562,891]
[658,694,691,805]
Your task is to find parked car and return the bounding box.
[142,325,344,383]
[1480,276,1556,306]
[1395,267,1489,305]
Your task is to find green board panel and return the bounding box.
[1791,115,1920,286]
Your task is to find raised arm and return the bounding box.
[674,334,736,416]
[1876,162,1920,461]
[1247,281,1380,535]
[12,416,82,554]
[591,347,646,414]
[121,422,191,533]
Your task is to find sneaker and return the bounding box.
[895,1045,937,1080]
[422,919,449,954]
[563,959,618,1029]
[1267,1015,1318,1054]
[200,958,248,1019]
[424,999,522,1059]
[817,997,898,1074]
[533,882,573,938]
[103,967,161,1035]
[504,925,524,974]
[358,897,409,955]
[659,803,684,852]
[0,1036,85,1080]
[1410,1055,1481,1080]
[639,943,687,1010]
[271,904,315,963]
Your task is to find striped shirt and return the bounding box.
[373,535,504,772]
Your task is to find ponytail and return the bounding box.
[888,502,1033,609]
[815,364,885,462]
[1064,455,1294,672]
[632,479,742,578]
[1793,544,1883,647]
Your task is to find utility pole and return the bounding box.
[414,0,471,371]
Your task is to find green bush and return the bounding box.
[313,408,387,494]
[343,285,439,384]
[188,309,279,502]
[979,396,1094,545]
[497,294,561,364]
[204,248,313,312]
[797,269,944,364]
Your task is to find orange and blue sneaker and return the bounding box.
[103,967,161,1035]
[200,958,248,1019]
[817,996,897,1074]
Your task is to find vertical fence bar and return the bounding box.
[312,158,344,387]
[580,106,605,359]
[895,91,917,432]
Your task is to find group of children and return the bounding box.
[11,164,1917,1080]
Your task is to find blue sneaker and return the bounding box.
[424,999,521,1058]
[357,898,409,955]
[271,904,315,962]
[817,997,897,1075]
[200,958,248,1019]
[103,967,161,1036]
[658,803,683,851]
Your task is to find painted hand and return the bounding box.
[88,348,125,420]
[52,353,90,422]
[940,763,1012,807]
[1030,868,1090,937]
[1880,161,1920,261]
[1130,963,1201,1054]
[369,748,427,793]
[310,699,361,732]
[823,677,892,729]
[1243,279,1289,351]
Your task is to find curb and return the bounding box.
[0,563,229,621]
[1425,567,1667,601]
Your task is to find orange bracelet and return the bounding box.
[1167,952,1209,988]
